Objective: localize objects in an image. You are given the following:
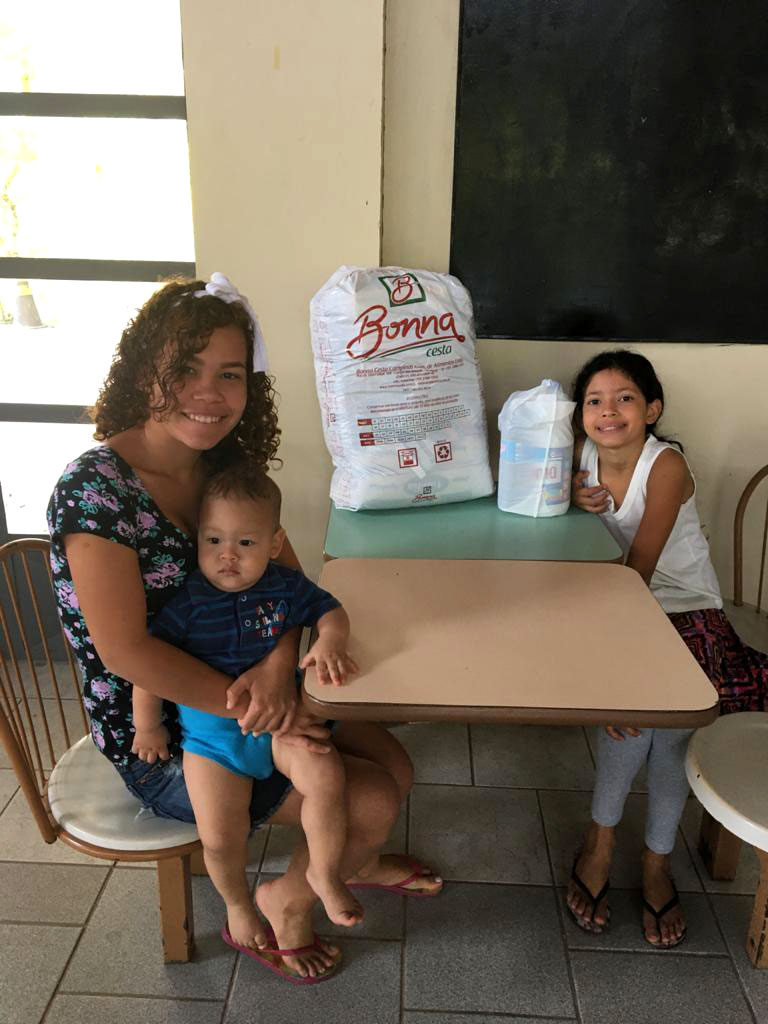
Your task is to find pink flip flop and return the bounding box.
[221,925,341,985]
[348,856,443,897]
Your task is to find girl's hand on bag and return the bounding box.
[604,725,642,741]
[572,471,611,514]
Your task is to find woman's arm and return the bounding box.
[625,449,692,585]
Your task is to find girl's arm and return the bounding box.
[625,449,692,585]
[571,435,609,513]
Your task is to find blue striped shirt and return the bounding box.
[150,562,340,676]
[149,563,340,779]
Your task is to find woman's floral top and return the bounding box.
[47,446,196,767]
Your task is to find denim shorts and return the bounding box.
[116,753,293,830]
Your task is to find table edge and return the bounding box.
[302,690,719,728]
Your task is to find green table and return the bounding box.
[324,496,622,562]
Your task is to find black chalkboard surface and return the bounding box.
[450,0,768,341]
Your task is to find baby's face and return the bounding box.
[197,494,284,593]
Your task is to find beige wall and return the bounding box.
[181,0,384,578]
[182,0,767,595]
[383,0,768,598]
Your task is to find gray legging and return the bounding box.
[591,727,694,855]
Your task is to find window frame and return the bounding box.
[0,88,195,542]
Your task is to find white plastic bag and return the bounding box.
[497,379,576,517]
[310,266,494,510]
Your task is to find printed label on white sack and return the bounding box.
[500,443,571,506]
[310,267,493,510]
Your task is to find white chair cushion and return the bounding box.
[47,736,199,852]
[686,712,768,851]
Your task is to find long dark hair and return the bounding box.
[91,278,281,469]
[571,350,681,449]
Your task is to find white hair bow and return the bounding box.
[194,272,268,373]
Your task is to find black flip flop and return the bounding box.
[642,880,687,949]
[567,858,610,933]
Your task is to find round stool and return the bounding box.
[686,713,768,967]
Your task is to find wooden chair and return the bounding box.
[697,465,768,884]
[0,538,201,962]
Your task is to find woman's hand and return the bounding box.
[572,470,610,514]
[226,661,298,735]
[275,712,333,754]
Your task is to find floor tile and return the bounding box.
[559,887,726,954]
[571,949,754,1023]
[0,862,109,923]
[0,767,18,811]
[47,995,223,1024]
[410,784,550,884]
[0,788,104,864]
[585,727,647,791]
[471,724,595,789]
[224,938,401,1024]
[391,723,472,784]
[61,869,236,998]
[540,790,701,891]
[680,801,759,894]
[0,922,79,1024]
[711,894,768,1021]
[404,1016,572,1024]
[404,882,574,1017]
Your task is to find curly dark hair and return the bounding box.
[90,278,280,469]
[203,462,282,528]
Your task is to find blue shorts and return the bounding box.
[116,753,293,830]
[178,705,275,779]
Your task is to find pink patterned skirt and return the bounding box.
[668,607,768,715]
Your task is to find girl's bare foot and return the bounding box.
[255,878,341,980]
[348,853,443,894]
[306,868,364,927]
[642,849,686,947]
[566,823,614,932]
[226,899,269,950]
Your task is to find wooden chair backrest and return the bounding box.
[734,465,768,612]
[0,538,89,842]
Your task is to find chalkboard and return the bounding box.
[450,0,768,341]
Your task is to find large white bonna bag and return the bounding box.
[310,266,494,510]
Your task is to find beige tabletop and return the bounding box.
[303,559,719,727]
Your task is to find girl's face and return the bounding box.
[581,368,661,449]
[151,325,249,451]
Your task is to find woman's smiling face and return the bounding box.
[151,325,248,451]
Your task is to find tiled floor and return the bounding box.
[1,722,766,1024]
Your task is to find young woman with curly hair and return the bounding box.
[47,275,441,983]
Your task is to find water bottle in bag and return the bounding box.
[497,379,576,517]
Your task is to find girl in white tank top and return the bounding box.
[564,350,767,952]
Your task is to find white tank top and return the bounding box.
[581,435,722,613]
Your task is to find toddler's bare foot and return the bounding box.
[226,899,268,950]
[306,867,364,927]
[255,878,341,980]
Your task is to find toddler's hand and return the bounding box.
[300,639,359,686]
[604,725,642,741]
[572,470,610,514]
[131,724,170,763]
